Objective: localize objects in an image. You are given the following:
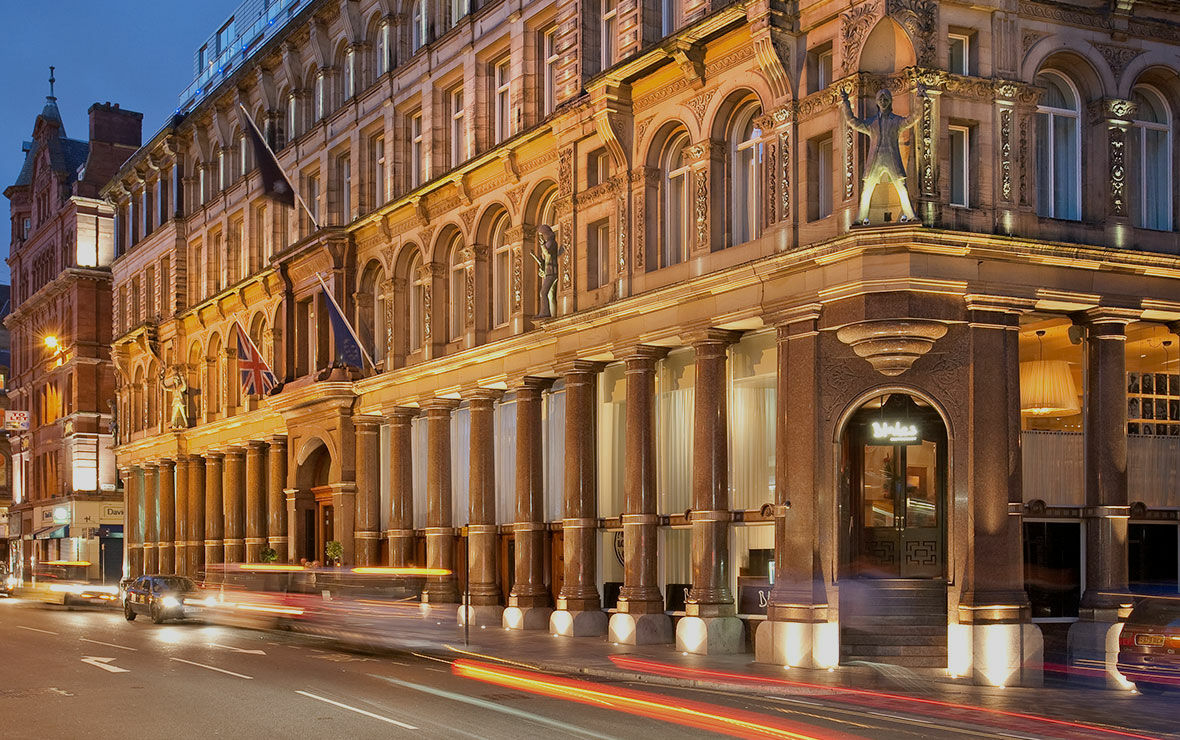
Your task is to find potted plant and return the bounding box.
[259,547,278,563]
[325,540,343,567]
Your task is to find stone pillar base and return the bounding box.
[550,609,608,637]
[754,620,840,668]
[609,612,673,645]
[675,615,744,655]
[458,604,504,627]
[1067,620,1133,690]
[947,622,1044,688]
[503,606,553,630]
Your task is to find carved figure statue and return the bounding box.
[107,398,119,446]
[840,86,927,225]
[532,224,563,319]
[160,366,189,429]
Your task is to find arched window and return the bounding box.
[340,45,355,102]
[1131,85,1173,231]
[187,341,203,422]
[490,212,510,327]
[412,1,426,52]
[287,91,300,141]
[376,21,391,76]
[730,102,763,246]
[408,250,426,351]
[1035,72,1081,221]
[132,367,145,433]
[207,333,223,418]
[314,70,327,120]
[357,261,385,363]
[661,131,691,267]
[448,236,466,341]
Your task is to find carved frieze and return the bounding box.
[694,163,709,246]
[682,88,719,126]
[765,137,777,224]
[559,216,573,290]
[841,1,879,75]
[511,244,522,311]
[836,319,948,376]
[887,0,938,67]
[616,191,627,274]
[1092,41,1146,85]
[1000,108,1013,203]
[844,126,856,200]
[558,147,574,199]
[1109,124,1128,217]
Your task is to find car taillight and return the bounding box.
[1119,631,1137,648]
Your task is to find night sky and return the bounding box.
[0,0,237,282]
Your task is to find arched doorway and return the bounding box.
[841,393,947,579]
[294,442,331,563]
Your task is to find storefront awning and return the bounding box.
[33,524,68,540]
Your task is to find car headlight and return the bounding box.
[161,595,181,609]
[4,576,16,589]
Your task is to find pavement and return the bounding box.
[1,596,1176,739]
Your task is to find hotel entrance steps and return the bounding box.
[839,579,948,669]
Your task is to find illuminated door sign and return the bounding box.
[871,420,919,444]
[52,506,70,525]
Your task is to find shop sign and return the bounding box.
[72,501,124,527]
[52,506,70,525]
[871,420,919,444]
[738,582,772,616]
[4,410,29,431]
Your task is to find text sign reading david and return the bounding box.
[871,420,919,444]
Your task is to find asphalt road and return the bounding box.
[0,597,1172,740]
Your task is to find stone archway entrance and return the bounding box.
[292,442,331,564]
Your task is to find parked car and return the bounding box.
[123,575,200,624]
[1118,596,1180,694]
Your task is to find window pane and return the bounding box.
[1035,113,1052,217]
[1142,127,1171,230]
[949,128,967,207]
[948,37,967,76]
[1053,115,1079,220]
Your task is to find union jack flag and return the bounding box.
[234,321,277,396]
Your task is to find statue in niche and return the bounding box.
[840,86,927,225]
[160,365,189,429]
[532,224,562,319]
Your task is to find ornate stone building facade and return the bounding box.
[109,0,1180,687]
[5,84,141,580]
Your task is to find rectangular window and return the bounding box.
[1024,521,1081,619]
[809,45,834,94]
[450,0,468,28]
[588,148,611,187]
[377,23,391,75]
[948,33,970,76]
[306,173,320,232]
[315,73,326,121]
[449,86,465,168]
[662,0,679,36]
[295,298,311,376]
[410,112,424,188]
[240,134,248,177]
[217,19,235,55]
[601,0,617,69]
[588,218,610,289]
[494,58,511,144]
[808,134,833,221]
[218,150,227,191]
[371,134,387,208]
[336,154,352,224]
[949,125,970,207]
[543,28,559,116]
[159,257,170,315]
[288,94,298,140]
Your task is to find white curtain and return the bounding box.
[728,331,776,511]
[451,405,471,527]
[1129,434,1180,508]
[543,385,566,523]
[662,527,692,609]
[598,363,626,518]
[411,415,428,528]
[494,395,517,524]
[1021,430,1084,506]
[657,349,694,515]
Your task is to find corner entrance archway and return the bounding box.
[293,441,331,564]
[842,393,947,579]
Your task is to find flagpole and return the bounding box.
[239,103,319,231]
[314,271,375,370]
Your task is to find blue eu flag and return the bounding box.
[324,289,366,369]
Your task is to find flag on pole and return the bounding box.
[315,272,373,370]
[234,321,278,396]
[240,105,296,208]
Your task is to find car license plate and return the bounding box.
[1135,634,1165,647]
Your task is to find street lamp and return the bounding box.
[43,335,59,351]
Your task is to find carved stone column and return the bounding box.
[610,346,672,645]
[677,329,743,654]
[187,455,206,575]
[505,224,536,335]
[204,452,224,566]
[1068,307,1139,689]
[222,447,246,563]
[143,463,159,574]
[354,415,382,567]
[124,467,143,578]
[267,436,288,562]
[158,459,176,574]
[422,398,460,604]
[463,389,503,626]
[385,408,417,567]
[687,139,720,256]
[245,442,267,563]
[504,377,554,630]
[1095,98,1136,243]
[421,261,447,360]
[551,362,606,636]
[174,456,189,575]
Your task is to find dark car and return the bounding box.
[1118,596,1180,694]
[124,575,199,624]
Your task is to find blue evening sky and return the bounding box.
[0,1,237,282]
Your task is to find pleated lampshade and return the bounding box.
[1019,360,1080,416]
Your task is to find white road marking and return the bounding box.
[81,637,137,652]
[17,625,57,635]
[81,656,129,674]
[170,657,253,679]
[209,642,266,655]
[295,690,418,729]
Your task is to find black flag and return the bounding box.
[241,108,295,207]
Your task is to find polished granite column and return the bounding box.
[158,459,176,574]
[174,456,189,575]
[610,346,672,645]
[245,441,267,563]
[124,466,143,578]
[143,463,159,574]
[187,455,206,575]
[354,416,382,567]
[463,389,503,626]
[385,408,417,567]
[267,436,288,562]
[223,447,246,564]
[204,452,224,566]
[422,399,460,604]
[503,377,553,630]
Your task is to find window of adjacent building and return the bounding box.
[588,218,610,289]
[808,44,834,94]
[377,22,391,75]
[601,0,617,69]
[948,33,971,76]
[191,242,204,302]
[731,103,764,246]
[587,148,611,187]
[661,131,691,268]
[22,217,30,240]
[412,1,426,52]
[315,72,327,121]
[336,154,352,224]
[217,19,235,55]
[542,27,559,116]
[344,47,356,99]
[218,149,227,191]
[239,133,249,177]
[1035,71,1081,221]
[210,230,223,293]
[808,133,833,221]
[306,172,321,231]
[1131,85,1173,231]
[371,134,387,209]
[410,111,425,188]
[948,125,970,207]
[288,93,299,141]
[450,0,468,28]
[448,239,465,341]
[494,57,512,144]
[145,265,156,319]
[662,0,680,36]
[253,204,269,266]
[490,213,510,327]
[449,85,465,168]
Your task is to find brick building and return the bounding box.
[108,0,1180,687]
[4,78,141,581]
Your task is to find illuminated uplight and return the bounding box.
[240,564,305,572]
[43,560,90,567]
[351,567,451,577]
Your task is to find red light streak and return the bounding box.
[452,659,849,740]
[608,656,1159,740]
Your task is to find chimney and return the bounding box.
[88,102,143,147]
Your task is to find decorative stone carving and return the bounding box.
[1018,114,1030,206]
[841,1,879,75]
[161,365,190,428]
[533,225,561,319]
[1021,29,1049,56]
[887,0,938,67]
[694,163,709,245]
[511,244,523,311]
[835,319,948,376]
[558,147,574,198]
[464,265,475,327]
[840,87,927,223]
[1090,42,1145,84]
[616,191,627,274]
[682,88,718,126]
[1109,123,1128,217]
[1000,108,1013,202]
[459,206,478,235]
[506,184,525,214]
[765,136,777,224]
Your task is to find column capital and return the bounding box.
[461,387,504,404]
[158,458,176,470]
[202,450,225,460]
[244,440,267,451]
[352,414,384,431]
[554,359,607,377]
[222,446,246,459]
[266,434,288,447]
[685,327,742,351]
[143,461,160,471]
[508,375,556,393]
[419,397,461,413]
[765,302,823,331]
[615,344,669,368]
[382,405,419,423]
[1073,306,1141,330]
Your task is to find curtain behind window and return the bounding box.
[494,395,517,524]
[729,331,777,511]
[657,349,694,515]
[451,405,471,527]
[411,415,428,528]
[543,384,566,522]
[598,363,626,517]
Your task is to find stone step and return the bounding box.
[842,631,947,646]
[842,654,949,669]
[841,643,948,658]
[842,614,947,627]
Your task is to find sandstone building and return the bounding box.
[108,0,1180,686]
